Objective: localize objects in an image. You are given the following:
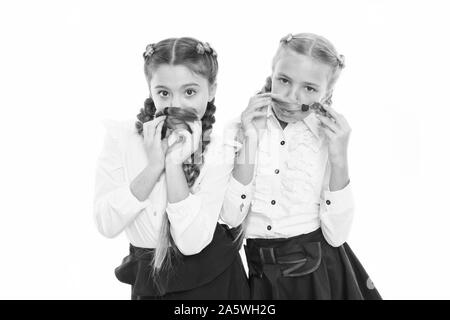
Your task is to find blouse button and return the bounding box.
[280,140,285,145]
[271,200,276,205]
[326,200,331,205]
[241,194,246,200]
[274,169,280,174]
[267,225,272,231]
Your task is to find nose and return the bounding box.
[169,95,182,109]
[288,87,302,103]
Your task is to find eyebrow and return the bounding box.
[182,83,201,88]
[278,73,293,81]
[277,73,321,88]
[154,83,200,90]
[303,81,320,87]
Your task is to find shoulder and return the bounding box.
[102,118,138,135]
[101,118,140,147]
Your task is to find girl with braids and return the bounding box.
[220,33,381,299]
[93,37,249,300]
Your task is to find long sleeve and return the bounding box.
[219,120,254,227]
[93,120,152,238]
[165,136,235,255]
[319,160,355,247]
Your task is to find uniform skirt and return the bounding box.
[245,227,382,300]
[114,223,250,300]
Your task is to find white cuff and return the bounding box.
[321,181,354,215]
[220,176,254,227]
[166,193,202,219]
[319,182,355,247]
[228,175,254,203]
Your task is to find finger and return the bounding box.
[318,116,339,133]
[244,110,267,122]
[247,100,271,113]
[173,129,191,143]
[181,127,201,155]
[160,136,169,153]
[249,96,272,107]
[321,126,336,140]
[153,120,165,145]
[320,104,341,121]
[143,116,166,138]
[152,115,167,127]
[250,93,272,103]
[336,113,350,130]
[166,131,184,151]
[187,121,202,146]
[254,92,273,98]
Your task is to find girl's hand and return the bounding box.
[316,105,352,165]
[142,116,168,170]
[165,120,202,165]
[240,93,271,139]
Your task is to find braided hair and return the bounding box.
[136,101,216,188]
[134,37,218,274]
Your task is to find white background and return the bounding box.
[0,0,449,299]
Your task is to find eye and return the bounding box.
[305,86,317,93]
[158,90,170,98]
[278,77,289,85]
[185,88,197,97]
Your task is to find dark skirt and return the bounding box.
[245,228,382,300]
[114,223,250,300]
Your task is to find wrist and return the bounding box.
[147,161,164,174]
[165,157,184,167]
[329,155,348,168]
[244,127,258,137]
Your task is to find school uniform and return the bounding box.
[94,119,249,299]
[220,106,381,300]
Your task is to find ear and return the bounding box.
[208,82,217,102]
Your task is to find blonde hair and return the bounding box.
[268,33,346,105]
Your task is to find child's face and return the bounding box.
[149,64,216,119]
[271,49,332,123]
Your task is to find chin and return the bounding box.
[272,105,306,123]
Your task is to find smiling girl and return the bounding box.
[221,33,381,300]
[94,37,249,300]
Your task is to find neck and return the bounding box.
[273,112,288,130]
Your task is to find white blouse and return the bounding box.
[93,119,234,255]
[220,106,355,247]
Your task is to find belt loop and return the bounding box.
[259,247,276,264]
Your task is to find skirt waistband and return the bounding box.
[245,228,325,265]
[128,244,155,260]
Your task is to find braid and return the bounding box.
[135,97,157,135]
[183,100,216,187]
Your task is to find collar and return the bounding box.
[267,105,321,139]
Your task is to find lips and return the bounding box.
[272,104,305,123]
